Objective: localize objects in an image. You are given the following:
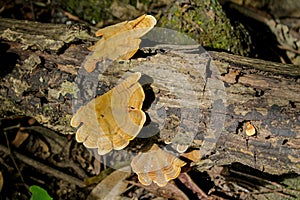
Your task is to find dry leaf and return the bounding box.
[182,149,203,162]
[84,14,156,72]
[131,144,186,187]
[87,166,131,200]
[178,173,208,199]
[0,171,3,192]
[126,180,189,200]
[12,131,29,148]
[71,72,146,155]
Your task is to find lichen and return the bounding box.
[60,81,79,98]
[35,114,51,124]
[1,29,23,41]
[1,28,64,51]
[9,77,30,97]
[23,55,41,71]
[49,81,79,99]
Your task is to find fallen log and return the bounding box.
[0,18,299,176]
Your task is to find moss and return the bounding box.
[56,0,251,55]
[57,0,153,25]
[58,0,113,24]
[158,0,252,56]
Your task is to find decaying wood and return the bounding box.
[0,18,299,176]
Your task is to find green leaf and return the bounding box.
[29,185,53,200]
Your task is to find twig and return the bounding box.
[0,144,86,187]
[3,130,25,184]
[178,172,209,200]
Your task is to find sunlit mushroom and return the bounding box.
[245,121,256,136]
[70,72,146,155]
[84,14,157,72]
[131,144,186,187]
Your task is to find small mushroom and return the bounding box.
[71,72,146,155]
[175,144,190,154]
[245,121,256,136]
[171,131,194,153]
[131,144,186,187]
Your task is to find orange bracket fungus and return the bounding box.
[84,14,157,72]
[70,72,146,155]
[131,144,186,187]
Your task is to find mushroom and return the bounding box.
[170,131,194,153]
[245,121,256,136]
[131,144,186,187]
[70,72,146,155]
[84,14,157,72]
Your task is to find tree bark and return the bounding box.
[0,18,299,176]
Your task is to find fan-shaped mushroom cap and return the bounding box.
[131,144,186,187]
[71,72,146,155]
[85,14,157,72]
[94,14,156,39]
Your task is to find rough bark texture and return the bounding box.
[0,18,299,176]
